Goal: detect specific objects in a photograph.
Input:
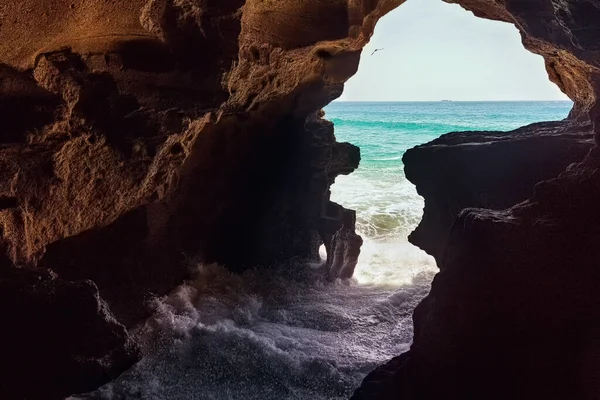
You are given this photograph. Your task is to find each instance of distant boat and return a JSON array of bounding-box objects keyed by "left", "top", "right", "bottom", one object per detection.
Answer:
[{"left": 441, "top": 100, "right": 452, "bottom": 102}]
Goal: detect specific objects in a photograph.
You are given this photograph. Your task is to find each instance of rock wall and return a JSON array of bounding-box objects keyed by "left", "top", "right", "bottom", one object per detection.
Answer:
[
  {"left": 353, "top": 0, "right": 600, "bottom": 399},
  {"left": 404, "top": 120, "right": 594, "bottom": 263},
  {"left": 353, "top": 156, "right": 600, "bottom": 399},
  {"left": 0, "top": 1, "right": 380, "bottom": 397},
  {"left": 0, "top": 265, "right": 140, "bottom": 399},
  {"left": 2, "top": 0, "right": 600, "bottom": 398}
]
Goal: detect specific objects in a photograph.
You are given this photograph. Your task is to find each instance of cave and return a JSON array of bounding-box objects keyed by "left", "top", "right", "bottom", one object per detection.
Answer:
[
  {"left": 327, "top": 0, "right": 577, "bottom": 288},
  {"left": 1, "top": 0, "right": 600, "bottom": 399}
]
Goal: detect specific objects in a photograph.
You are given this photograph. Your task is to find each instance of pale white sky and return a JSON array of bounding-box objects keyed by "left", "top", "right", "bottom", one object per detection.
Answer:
[{"left": 338, "top": 0, "right": 570, "bottom": 101}]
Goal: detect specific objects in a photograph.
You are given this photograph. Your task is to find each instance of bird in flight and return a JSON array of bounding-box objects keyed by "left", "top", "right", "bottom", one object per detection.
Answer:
[{"left": 371, "top": 48, "right": 384, "bottom": 56}]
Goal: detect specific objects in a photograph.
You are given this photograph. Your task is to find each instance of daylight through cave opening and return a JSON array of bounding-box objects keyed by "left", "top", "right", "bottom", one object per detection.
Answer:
[
  {"left": 324, "top": 0, "right": 576, "bottom": 287},
  {"left": 2, "top": 0, "right": 599, "bottom": 398}
]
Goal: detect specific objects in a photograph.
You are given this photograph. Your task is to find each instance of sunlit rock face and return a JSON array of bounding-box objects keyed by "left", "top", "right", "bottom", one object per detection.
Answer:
[{"left": 1, "top": 0, "right": 600, "bottom": 398}]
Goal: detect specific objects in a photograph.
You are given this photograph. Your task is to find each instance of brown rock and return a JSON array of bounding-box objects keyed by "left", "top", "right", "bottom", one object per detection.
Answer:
[
  {"left": 1, "top": 0, "right": 600, "bottom": 398},
  {"left": 327, "top": 210, "right": 363, "bottom": 280}
]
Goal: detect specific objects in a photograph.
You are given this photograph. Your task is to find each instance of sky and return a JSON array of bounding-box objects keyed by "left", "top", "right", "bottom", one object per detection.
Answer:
[{"left": 337, "top": 0, "right": 571, "bottom": 101}]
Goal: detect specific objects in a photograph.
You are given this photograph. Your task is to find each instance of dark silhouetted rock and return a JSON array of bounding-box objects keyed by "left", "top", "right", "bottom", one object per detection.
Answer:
[
  {"left": 404, "top": 120, "right": 594, "bottom": 263},
  {"left": 353, "top": 0, "right": 600, "bottom": 397},
  {"left": 0, "top": 267, "right": 140, "bottom": 400},
  {"left": 1, "top": 0, "right": 600, "bottom": 397}
]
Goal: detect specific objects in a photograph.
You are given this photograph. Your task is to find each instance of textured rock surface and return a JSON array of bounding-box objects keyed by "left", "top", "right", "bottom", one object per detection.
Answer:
[
  {"left": 404, "top": 120, "right": 594, "bottom": 262},
  {"left": 1, "top": 0, "right": 600, "bottom": 398},
  {"left": 0, "top": 0, "right": 376, "bottom": 397},
  {"left": 352, "top": 0, "right": 600, "bottom": 398},
  {"left": 353, "top": 160, "right": 600, "bottom": 399},
  {"left": 0, "top": 266, "right": 140, "bottom": 400}
]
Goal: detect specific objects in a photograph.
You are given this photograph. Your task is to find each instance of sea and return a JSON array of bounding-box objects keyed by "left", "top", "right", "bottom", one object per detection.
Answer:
[{"left": 77, "top": 101, "right": 572, "bottom": 400}]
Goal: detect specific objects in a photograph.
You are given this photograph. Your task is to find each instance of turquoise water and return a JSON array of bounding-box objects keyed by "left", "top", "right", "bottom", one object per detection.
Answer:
[
  {"left": 80, "top": 101, "right": 573, "bottom": 400},
  {"left": 325, "top": 101, "right": 573, "bottom": 285}
]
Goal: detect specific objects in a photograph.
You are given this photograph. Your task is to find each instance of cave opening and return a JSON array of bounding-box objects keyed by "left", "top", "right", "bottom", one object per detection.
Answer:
[
  {"left": 8, "top": 0, "right": 596, "bottom": 398},
  {"left": 95, "top": 2, "right": 580, "bottom": 399},
  {"left": 324, "top": 0, "right": 572, "bottom": 288}
]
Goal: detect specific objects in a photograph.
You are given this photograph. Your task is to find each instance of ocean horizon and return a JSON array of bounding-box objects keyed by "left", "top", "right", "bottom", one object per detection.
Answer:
[{"left": 325, "top": 100, "right": 572, "bottom": 283}]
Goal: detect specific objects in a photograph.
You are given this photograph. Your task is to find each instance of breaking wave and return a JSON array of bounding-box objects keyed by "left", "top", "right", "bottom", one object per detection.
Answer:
[
  {"left": 72, "top": 101, "right": 572, "bottom": 399},
  {"left": 75, "top": 263, "right": 435, "bottom": 400}
]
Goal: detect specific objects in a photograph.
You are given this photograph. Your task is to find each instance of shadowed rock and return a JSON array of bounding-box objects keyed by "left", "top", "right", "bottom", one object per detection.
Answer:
[
  {"left": 404, "top": 120, "right": 594, "bottom": 263},
  {"left": 1, "top": 0, "right": 600, "bottom": 398},
  {"left": 0, "top": 267, "right": 140, "bottom": 400}
]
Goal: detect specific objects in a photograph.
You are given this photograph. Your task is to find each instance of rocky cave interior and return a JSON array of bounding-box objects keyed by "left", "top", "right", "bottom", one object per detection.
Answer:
[{"left": 1, "top": 0, "right": 600, "bottom": 399}]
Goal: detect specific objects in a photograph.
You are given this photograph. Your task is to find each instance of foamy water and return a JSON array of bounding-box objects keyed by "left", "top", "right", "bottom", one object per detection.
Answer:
[
  {"left": 330, "top": 168, "right": 436, "bottom": 287},
  {"left": 328, "top": 101, "right": 572, "bottom": 286},
  {"left": 75, "top": 264, "right": 434, "bottom": 400},
  {"left": 75, "top": 102, "right": 571, "bottom": 399}
]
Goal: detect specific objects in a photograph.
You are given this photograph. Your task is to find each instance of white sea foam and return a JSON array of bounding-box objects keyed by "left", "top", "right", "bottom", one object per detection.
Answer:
[
  {"left": 75, "top": 132, "right": 437, "bottom": 400},
  {"left": 72, "top": 152, "right": 436, "bottom": 399},
  {"left": 330, "top": 166, "right": 437, "bottom": 287},
  {"left": 70, "top": 100, "right": 574, "bottom": 399},
  {"left": 74, "top": 261, "right": 435, "bottom": 400},
  {"left": 353, "top": 238, "right": 437, "bottom": 286}
]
